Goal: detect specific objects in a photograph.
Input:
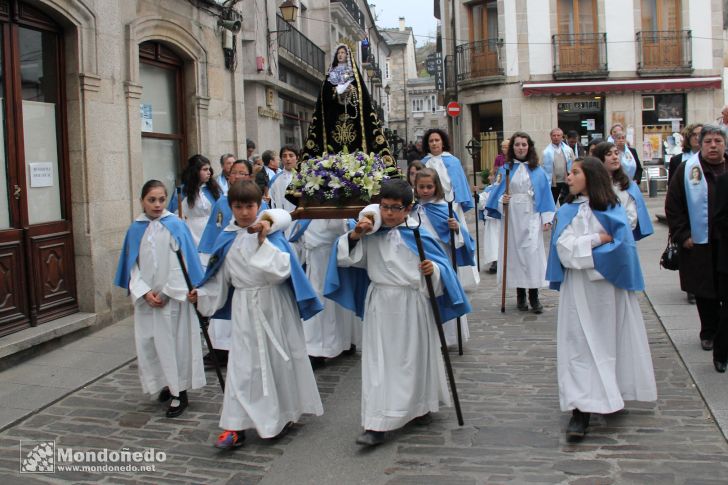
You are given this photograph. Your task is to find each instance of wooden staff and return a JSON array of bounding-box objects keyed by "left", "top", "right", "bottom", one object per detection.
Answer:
[
  {"left": 406, "top": 213, "right": 464, "bottom": 426},
  {"left": 176, "top": 186, "right": 183, "bottom": 220},
  {"left": 500, "top": 164, "right": 511, "bottom": 314},
  {"left": 175, "top": 250, "right": 225, "bottom": 392},
  {"left": 445, "top": 195, "right": 463, "bottom": 356}
]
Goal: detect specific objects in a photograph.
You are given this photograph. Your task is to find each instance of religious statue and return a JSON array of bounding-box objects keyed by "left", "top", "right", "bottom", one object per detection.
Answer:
[{"left": 302, "top": 44, "right": 393, "bottom": 165}]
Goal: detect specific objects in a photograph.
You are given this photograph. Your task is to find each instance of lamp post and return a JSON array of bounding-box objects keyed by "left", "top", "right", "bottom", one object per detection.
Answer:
[{"left": 465, "top": 135, "right": 482, "bottom": 271}]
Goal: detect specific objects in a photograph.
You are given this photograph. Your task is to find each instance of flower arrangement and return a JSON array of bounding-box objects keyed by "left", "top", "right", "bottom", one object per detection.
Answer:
[{"left": 287, "top": 150, "right": 397, "bottom": 206}]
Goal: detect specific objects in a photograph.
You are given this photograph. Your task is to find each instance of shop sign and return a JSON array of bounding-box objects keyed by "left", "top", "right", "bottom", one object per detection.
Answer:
[{"left": 557, "top": 100, "right": 601, "bottom": 112}]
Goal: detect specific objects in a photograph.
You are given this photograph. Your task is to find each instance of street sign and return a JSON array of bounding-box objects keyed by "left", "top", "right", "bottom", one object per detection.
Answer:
[{"left": 447, "top": 102, "right": 461, "bottom": 117}]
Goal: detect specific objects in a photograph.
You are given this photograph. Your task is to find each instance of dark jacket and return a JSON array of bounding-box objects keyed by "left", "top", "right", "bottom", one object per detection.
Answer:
[
  {"left": 667, "top": 152, "right": 688, "bottom": 186},
  {"left": 715, "top": 172, "right": 728, "bottom": 299},
  {"left": 665, "top": 153, "right": 727, "bottom": 297},
  {"left": 629, "top": 146, "right": 643, "bottom": 185}
]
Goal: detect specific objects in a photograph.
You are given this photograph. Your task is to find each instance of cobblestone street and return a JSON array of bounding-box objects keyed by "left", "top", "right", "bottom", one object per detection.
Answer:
[{"left": 1, "top": 258, "right": 727, "bottom": 483}]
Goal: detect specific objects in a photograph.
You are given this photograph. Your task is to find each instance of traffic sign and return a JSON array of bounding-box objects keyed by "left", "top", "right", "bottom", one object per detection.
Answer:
[{"left": 447, "top": 102, "right": 461, "bottom": 117}]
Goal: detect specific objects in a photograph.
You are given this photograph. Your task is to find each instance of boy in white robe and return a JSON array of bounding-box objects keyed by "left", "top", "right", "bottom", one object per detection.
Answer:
[
  {"left": 189, "top": 181, "right": 324, "bottom": 449},
  {"left": 326, "top": 179, "right": 470, "bottom": 446}
]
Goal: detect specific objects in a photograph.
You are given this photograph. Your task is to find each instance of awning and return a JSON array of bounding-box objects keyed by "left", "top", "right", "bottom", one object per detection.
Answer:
[{"left": 522, "top": 76, "right": 722, "bottom": 96}]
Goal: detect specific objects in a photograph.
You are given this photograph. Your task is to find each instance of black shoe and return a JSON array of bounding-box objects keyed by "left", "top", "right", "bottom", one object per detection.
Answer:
[
  {"left": 157, "top": 387, "right": 171, "bottom": 403},
  {"left": 204, "top": 350, "right": 228, "bottom": 369},
  {"left": 687, "top": 293, "right": 696, "bottom": 304},
  {"left": 487, "top": 262, "right": 497, "bottom": 274},
  {"left": 528, "top": 289, "right": 543, "bottom": 314},
  {"left": 166, "top": 391, "right": 188, "bottom": 418},
  {"left": 701, "top": 339, "right": 714, "bottom": 351},
  {"left": 714, "top": 360, "right": 727, "bottom": 373},
  {"left": 566, "top": 409, "right": 590, "bottom": 442},
  {"left": 516, "top": 288, "right": 528, "bottom": 311},
  {"left": 355, "top": 430, "right": 386, "bottom": 446},
  {"left": 309, "top": 356, "right": 326, "bottom": 369},
  {"left": 270, "top": 422, "right": 294, "bottom": 439},
  {"left": 342, "top": 344, "right": 357, "bottom": 356},
  {"left": 412, "top": 412, "right": 433, "bottom": 426}
]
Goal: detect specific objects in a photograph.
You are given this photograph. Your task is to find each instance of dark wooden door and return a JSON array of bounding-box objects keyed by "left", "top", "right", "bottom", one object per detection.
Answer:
[{"left": 0, "top": 1, "right": 76, "bottom": 336}]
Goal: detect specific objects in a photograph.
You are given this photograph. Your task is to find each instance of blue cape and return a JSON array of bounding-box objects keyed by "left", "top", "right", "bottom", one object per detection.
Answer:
[
  {"left": 545, "top": 202, "right": 645, "bottom": 291},
  {"left": 113, "top": 214, "right": 204, "bottom": 290},
  {"left": 417, "top": 202, "right": 475, "bottom": 266},
  {"left": 197, "top": 228, "right": 323, "bottom": 321},
  {"left": 198, "top": 198, "right": 269, "bottom": 254},
  {"left": 625, "top": 182, "right": 654, "bottom": 241},
  {"left": 422, "top": 153, "right": 474, "bottom": 212},
  {"left": 485, "top": 162, "right": 555, "bottom": 219},
  {"left": 478, "top": 184, "right": 496, "bottom": 221},
  {"left": 541, "top": 142, "right": 574, "bottom": 181},
  {"left": 323, "top": 226, "right": 471, "bottom": 321},
  {"left": 167, "top": 185, "right": 217, "bottom": 213}
]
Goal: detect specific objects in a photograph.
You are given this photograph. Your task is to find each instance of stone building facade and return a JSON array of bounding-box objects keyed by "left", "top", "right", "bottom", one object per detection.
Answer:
[{"left": 382, "top": 21, "right": 417, "bottom": 155}]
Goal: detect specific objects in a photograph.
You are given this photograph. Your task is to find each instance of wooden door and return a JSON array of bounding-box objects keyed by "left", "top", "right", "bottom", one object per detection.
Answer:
[
  {"left": 557, "top": 0, "right": 598, "bottom": 71},
  {"left": 468, "top": 1, "right": 499, "bottom": 77},
  {"left": 0, "top": 1, "right": 77, "bottom": 336},
  {"left": 641, "top": 0, "right": 681, "bottom": 68}
]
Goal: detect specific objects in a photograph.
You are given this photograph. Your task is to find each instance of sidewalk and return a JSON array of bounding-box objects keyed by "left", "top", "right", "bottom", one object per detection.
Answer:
[{"left": 641, "top": 196, "right": 728, "bottom": 440}]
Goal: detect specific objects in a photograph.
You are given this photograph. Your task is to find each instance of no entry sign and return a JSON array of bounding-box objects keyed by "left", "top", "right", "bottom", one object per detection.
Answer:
[{"left": 447, "top": 102, "right": 461, "bottom": 117}]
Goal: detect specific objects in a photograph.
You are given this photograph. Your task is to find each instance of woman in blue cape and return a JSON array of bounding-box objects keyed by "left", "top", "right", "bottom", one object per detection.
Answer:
[
  {"left": 546, "top": 157, "right": 656, "bottom": 442},
  {"left": 421, "top": 128, "right": 474, "bottom": 214}
]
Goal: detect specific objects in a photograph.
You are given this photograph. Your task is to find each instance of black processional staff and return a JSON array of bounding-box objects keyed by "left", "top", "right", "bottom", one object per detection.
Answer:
[
  {"left": 444, "top": 194, "right": 464, "bottom": 356},
  {"left": 473, "top": 187, "right": 481, "bottom": 273},
  {"left": 500, "top": 163, "right": 511, "bottom": 314},
  {"left": 175, "top": 250, "right": 226, "bottom": 392},
  {"left": 406, "top": 212, "right": 464, "bottom": 426}
]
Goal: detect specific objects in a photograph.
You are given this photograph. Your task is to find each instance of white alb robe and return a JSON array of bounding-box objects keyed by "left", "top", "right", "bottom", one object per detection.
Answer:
[
  {"left": 301, "top": 219, "right": 361, "bottom": 357},
  {"left": 129, "top": 214, "right": 206, "bottom": 398},
  {"left": 556, "top": 200, "right": 657, "bottom": 414},
  {"left": 416, "top": 202, "right": 470, "bottom": 347},
  {"left": 497, "top": 163, "right": 553, "bottom": 289},
  {"left": 478, "top": 190, "right": 500, "bottom": 265},
  {"left": 613, "top": 184, "right": 638, "bottom": 231},
  {"left": 177, "top": 189, "right": 213, "bottom": 249},
  {"left": 269, "top": 170, "right": 297, "bottom": 240},
  {"left": 196, "top": 214, "right": 323, "bottom": 436},
  {"left": 336, "top": 224, "right": 451, "bottom": 431}
]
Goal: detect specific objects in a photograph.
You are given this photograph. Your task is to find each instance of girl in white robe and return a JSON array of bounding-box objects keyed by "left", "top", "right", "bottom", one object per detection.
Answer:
[
  {"left": 191, "top": 183, "right": 323, "bottom": 449},
  {"left": 478, "top": 173, "right": 501, "bottom": 273},
  {"left": 299, "top": 219, "right": 360, "bottom": 363},
  {"left": 114, "top": 180, "right": 206, "bottom": 418},
  {"left": 413, "top": 168, "right": 471, "bottom": 348},
  {"left": 547, "top": 157, "right": 657, "bottom": 441}
]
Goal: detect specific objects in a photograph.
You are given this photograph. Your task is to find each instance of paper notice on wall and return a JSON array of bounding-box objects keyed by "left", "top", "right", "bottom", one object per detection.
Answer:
[
  {"left": 141, "top": 104, "right": 153, "bottom": 132},
  {"left": 586, "top": 119, "right": 595, "bottom": 131},
  {"left": 671, "top": 119, "right": 681, "bottom": 133},
  {"left": 29, "top": 162, "right": 53, "bottom": 187}
]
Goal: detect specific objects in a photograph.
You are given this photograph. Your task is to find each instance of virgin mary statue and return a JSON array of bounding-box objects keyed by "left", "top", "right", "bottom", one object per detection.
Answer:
[{"left": 302, "top": 44, "right": 393, "bottom": 164}]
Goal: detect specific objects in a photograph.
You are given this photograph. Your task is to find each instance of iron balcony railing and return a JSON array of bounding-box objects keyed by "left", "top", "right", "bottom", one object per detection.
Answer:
[
  {"left": 330, "top": 0, "right": 365, "bottom": 31},
  {"left": 552, "top": 32, "right": 608, "bottom": 78},
  {"left": 455, "top": 39, "right": 504, "bottom": 81},
  {"left": 277, "top": 15, "right": 326, "bottom": 75},
  {"left": 637, "top": 30, "right": 692, "bottom": 73}
]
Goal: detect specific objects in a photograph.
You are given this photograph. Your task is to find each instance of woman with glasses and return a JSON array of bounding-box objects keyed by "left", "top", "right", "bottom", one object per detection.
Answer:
[{"left": 668, "top": 124, "right": 703, "bottom": 186}]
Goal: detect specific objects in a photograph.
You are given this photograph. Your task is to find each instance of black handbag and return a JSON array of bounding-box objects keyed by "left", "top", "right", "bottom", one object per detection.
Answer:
[{"left": 660, "top": 237, "right": 680, "bottom": 271}]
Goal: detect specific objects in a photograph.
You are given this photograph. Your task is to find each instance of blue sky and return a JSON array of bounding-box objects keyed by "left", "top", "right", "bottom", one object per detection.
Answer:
[{"left": 372, "top": 0, "right": 437, "bottom": 45}]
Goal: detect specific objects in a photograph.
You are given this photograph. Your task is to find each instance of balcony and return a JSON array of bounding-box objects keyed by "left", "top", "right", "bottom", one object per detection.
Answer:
[
  {"left": 330, "top": 0, "right": 365, "bottom": 31},
  {"left": 455, "top": 39, "right": 504, "bottom": 85},
  {"left": 552, "top": 33, "right": 608, "bottom": 79},
  {"left": 637, "top": 30, "right": 692, "bottom": 76},
  {"left": 277, "top": 15, "right": 326, "bottom": 75}
]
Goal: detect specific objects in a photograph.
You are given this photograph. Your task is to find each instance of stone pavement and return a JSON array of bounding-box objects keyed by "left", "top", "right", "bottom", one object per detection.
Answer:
[{"left": 0, "top": 204, "right": 727, "bottom": 483}]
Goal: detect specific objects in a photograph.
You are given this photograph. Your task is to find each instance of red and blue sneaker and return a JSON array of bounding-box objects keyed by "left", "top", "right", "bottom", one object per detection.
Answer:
[{"left": 214, "top": 430, "right": 245, "bottom": 450}]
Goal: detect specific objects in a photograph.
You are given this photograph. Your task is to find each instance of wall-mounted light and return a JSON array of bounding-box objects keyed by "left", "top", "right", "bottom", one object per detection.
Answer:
[{"left": 270, "top": 0, "right": 299, "bottom": 33}]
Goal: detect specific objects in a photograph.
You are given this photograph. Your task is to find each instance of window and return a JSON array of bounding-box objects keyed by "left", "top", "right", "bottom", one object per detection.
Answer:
[
  {"left": 641, "top": 0, "right": 680, "bottom": 31},
  {"left": 557, "top": 0, "right": 597, "bottom": 35},
  {"left": 412, "top": 97, "right": 425, "bottom": 112}
]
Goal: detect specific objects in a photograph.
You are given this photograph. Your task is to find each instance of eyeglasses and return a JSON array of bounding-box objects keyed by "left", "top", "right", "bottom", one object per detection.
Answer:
[{"left": 380, "top": 204, "right": 407, "bottom": 212}]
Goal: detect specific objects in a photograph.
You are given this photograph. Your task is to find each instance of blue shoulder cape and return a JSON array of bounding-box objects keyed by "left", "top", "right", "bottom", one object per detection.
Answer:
[
  {"left": 197, "top": 228, "right": 323, "bottom": 321},
  {"left": 625, "top": 182, "right": 654, "bottom": 241},
  {"left": 478, "top": 184, "right": 496, "bottom": 221},
  {"left": 485, "top": 163, "right": 555, "bottom": 219},
  {"left": 198, "top": 198, "right": 269, "bottom": 254},
  {"left": 422, "top": 153, "right": 474, "bottom": 212},
  {"left": 323, "top": 226, "right": 471, "bottom": 321},
  {"left": 113, "top": 214, "right": 204, "bottom": 290},
  {"left": 545, "top": 202, "right": 644, "bottom": 291},
  {"left": 167, "top": 185, "right": 217, "bottom": 212},
  {"left": 417, "top": 202, "right": 475, "bottom": 266}
]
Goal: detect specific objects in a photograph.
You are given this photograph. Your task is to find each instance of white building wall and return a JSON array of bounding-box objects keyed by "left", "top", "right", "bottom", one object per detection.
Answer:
[
  {"left": 504, "top": 0, "right": 519, "bottom": 77},
  {"left": 689, "top": 0, "right": 713, "bottom": 70},
  {"left": 604, "top": 0, "right": 636, "bottom": 73},
  {"left": 526, "top": 0, "right": 551, "bottom": 75}
]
